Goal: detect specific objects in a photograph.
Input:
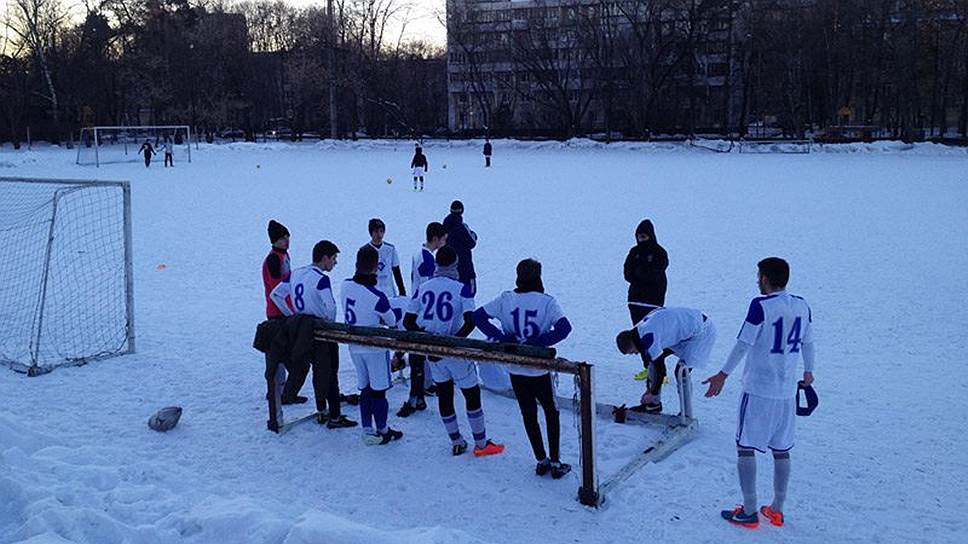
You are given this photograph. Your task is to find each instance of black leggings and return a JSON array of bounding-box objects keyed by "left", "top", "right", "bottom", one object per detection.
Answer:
[
  {"left": 409, "top": 354, "right": 426, "bottom": 399},
  {"left": 435, "top": 380, "right": 482, "bottom": 418},
  {"left": 510, "top": 373, "right": 560, "bottom": 462},
  {"left": 628, "top": 303, "right": 666, "bottom": 396}
]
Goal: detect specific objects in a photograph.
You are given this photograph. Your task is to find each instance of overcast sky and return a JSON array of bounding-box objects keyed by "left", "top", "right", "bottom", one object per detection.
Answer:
[{"left": 287, "top": 0, "right": 447, "bottom": 47}]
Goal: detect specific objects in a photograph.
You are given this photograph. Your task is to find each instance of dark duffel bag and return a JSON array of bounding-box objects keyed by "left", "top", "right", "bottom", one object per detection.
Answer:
[{"left": 253, "top": 319, "right": 283, "bottom": 353}]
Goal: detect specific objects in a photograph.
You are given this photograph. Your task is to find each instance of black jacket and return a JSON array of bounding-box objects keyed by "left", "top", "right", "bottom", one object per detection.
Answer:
[
  {"left": 443, "top": 212, "right": 477, "bottom": 281},
  {"left": 623, "top": 223, "right": 668, "bottom": 306},
  {"left": 483, "top": 142, "right": 492, "bottom": 156},
  {"left": 411, "top": 151, "right": 428, "bottom": 169}
]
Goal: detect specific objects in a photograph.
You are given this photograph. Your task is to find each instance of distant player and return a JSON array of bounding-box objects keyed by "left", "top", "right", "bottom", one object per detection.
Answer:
[
  {"left": 397, "top": 222, "right": 449, "bottom": 417},
  {"left": 474, "top": 259, "right": 573, "bottom": 479},
  {"left": 340, "top": 245, "right": 404, "bottom": 445},
  {"left": 483, "top": 139, "right": 492, "bottom": 167},
  {"left": 163, "top": 137, "right": 174, "bottom": 167},
  {"left": 703, "top": 257, "right": 816, "bottom": 529},
  {"left": 615, "top": 306, "right": 717, "bottom": 413},
  {"left": 405, "top": 246, "right": 504, "bottom": 457},
  {"left": 269, "top": 240, "right": 358, "bottom": 429},
  {"left": 138, "top": 139, "right": 155, "bottom": 168},
  {"left": 411, "top": 144, "right": 428, "bottom": 191},
  {"left": 442, "top": 200, "right": 478, "bottom": 296}
]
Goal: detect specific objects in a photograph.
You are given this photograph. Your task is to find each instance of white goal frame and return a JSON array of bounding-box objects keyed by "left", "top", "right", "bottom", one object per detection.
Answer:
[
  {"left": 76, "top": 125, "right": 193, "bottom": 167},
  {"left": 0, "top": 176, "right": 135, "bottom": 376}
]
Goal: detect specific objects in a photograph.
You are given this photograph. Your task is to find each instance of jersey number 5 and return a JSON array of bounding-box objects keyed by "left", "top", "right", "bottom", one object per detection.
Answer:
[
  {"left": 770, "top": 317, "right": 802, "bottom": 354},
  {"left": 345, "top": 298, "right": 357, "bottom": 324}
]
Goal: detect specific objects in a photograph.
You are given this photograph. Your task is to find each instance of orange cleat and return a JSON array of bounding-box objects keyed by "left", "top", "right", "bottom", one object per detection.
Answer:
[
  {"left": 473, "top": 440, "right": 505, "bottom": 457},
  {"left": 760, "top": 506, "right": 784, "bottom": 527}
]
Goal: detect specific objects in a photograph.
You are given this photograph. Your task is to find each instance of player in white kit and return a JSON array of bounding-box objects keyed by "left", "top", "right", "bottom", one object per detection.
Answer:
[
  {"left": 269, "top": 240, "right": 357, "bottom": 428},
  {"left": 398, "top": 222, "right": 450, "bottom": 417},
  {"left": 703, "top": 257, "right": 816, "bottom": 529},
  {"left": 404, "top": 246, "right": 505, "bottom": 457},
  {"left": 340, "top": 245, "right": 404, "bottom": 445},
  {"left": 366, "top": 218, "right": 408, "bottom": 373},
  {"left": 474, "top": 259, "right": 573, "bottom": 479},
  {"left": 615, "top": 306, "right": 718, "bottom": 413}
]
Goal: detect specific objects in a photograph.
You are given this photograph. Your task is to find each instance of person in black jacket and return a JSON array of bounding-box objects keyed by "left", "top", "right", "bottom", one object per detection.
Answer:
[
  {"left": 442, "top": 200, "right": 478, "bottom": 295},
  {"left": 411, "top": 144, "right": 428, "bottom": 191},
  {"left": 623, "top": 219, "right": 669, "bottom": 411},
  {"left": 138, "top": 140, "right": 155, "bottom": 168},
  {"left": 483, "top": 139, "right": 492, "bottom": 167}
]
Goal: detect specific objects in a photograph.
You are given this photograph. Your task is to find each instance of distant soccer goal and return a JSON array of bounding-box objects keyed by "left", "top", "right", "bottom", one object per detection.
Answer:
[
  {"left": 737, "top": 139, "right": 813, "bottom": 154},
  {"left": 0, "top": 177, "right": 135, "bottom": 376},
  {"left": 76, "top": 126, "right": 193, "bottom": 167}
]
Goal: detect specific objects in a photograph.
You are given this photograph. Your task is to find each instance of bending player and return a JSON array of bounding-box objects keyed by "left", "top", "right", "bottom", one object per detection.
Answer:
[
  {"left": 615, "top": 306, "right": 717, "bottom": 413},
  {"left": 474, "top": 259, "right": 573, "bottom": 479},
  {"left": 340, "top": 245, "right": 404, "bottom": 445},
  {"left": 703, "top": 257, "right": 816, "bottom": 529},
  {"left": 404, "top": 246, "right": 504, "bottom": 457}
]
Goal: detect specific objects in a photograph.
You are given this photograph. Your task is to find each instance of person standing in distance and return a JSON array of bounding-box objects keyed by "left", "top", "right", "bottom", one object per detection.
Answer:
[
  {"left": 411, "top": 144, "right": 429, "bottom": 191},
  {"left": 138, "top": 139, "right": 155, "bottom": 168},
  {"left": 483, "top": 139, "right": 493, "bottom": 167},
  {"left": 703, "top": 257, "right": 816, "bottom": 529},
  {"left": 623, "top": 219, "right": 669, "bottom": 406}
]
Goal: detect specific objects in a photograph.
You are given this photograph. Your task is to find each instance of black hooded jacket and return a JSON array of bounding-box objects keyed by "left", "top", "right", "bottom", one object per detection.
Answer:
[
  {"left": 443, "top": 212, "right": 477, "bottom": 281},
  {"left": 623, "top": 220, "right": 668, "bottom": 306}
]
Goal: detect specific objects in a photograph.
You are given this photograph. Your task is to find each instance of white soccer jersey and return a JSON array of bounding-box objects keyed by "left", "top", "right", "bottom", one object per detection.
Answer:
[
  {"left": 411, "top": 246, "right": 436, "bottom": 293},
  {"left": 634, "top": 307, "right": 707, "bottom": 360},
  {"left": 736, "top": 291, "right": 814, "bottom": 399},
  {"left": 340, "top": 279, "right": 398, "bottom": 354},
  {"left": 271, "top": 265, "right": 337, "bottom": 321},
  {"left": 481, "top": 291, "right": 565, "bottom": 377},
  {"left": 369, "top": 242, "right": 401, "bottom": 296},
  {"left": 411, "top": 276, "right": 475, "bottom": 336}
]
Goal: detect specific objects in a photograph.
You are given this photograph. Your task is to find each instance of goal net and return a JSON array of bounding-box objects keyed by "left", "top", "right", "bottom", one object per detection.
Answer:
[
  {"left": 76, "top": 126, "right": 193, "bottom": 167},
  {"left": 0, "top": 177, "right": 135, "bottom": 375}
]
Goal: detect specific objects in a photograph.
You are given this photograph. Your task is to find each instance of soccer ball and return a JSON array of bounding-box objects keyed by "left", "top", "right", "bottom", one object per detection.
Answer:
[
  {"left": 442, "top": 163, "right": 447, "bottom": 169},
  {"left": 386, "top": 177, "right": 393, "bottom": 184},
  {"left": 256, "top": 164, "right": 261, "bottom": 169}
]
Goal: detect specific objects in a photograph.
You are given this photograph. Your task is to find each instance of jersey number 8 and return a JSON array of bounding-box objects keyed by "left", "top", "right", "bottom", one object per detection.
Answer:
[{"left": 293, "top": 283, "right": 305, "bottom": 311}]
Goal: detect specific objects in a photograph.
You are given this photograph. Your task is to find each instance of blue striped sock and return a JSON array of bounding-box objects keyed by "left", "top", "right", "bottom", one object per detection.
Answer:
[
  {"left": 467, "top": 408, "right": 487, "bottom": 449},
  {"left": 441, "top": 414, "right": 463, "bottom": 445}
]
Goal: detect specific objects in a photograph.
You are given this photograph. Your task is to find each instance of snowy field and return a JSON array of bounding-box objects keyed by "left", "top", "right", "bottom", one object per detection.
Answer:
[{"left": 2, "top": 140, "right": 967, "bottom": 543}]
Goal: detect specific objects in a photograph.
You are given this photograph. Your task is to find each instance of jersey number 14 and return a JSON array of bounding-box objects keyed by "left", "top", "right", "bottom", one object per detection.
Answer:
[{"left": 770, "top": 317, "right": 802, "bottom": 354}]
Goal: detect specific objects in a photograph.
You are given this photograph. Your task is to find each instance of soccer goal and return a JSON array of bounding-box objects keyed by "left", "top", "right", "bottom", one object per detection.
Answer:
[
  {"left": 0, "top": 177, "right": 135, "bottom": 376},
  {"left": 76, "top": 126, "right": 193, "bottom": 167}
]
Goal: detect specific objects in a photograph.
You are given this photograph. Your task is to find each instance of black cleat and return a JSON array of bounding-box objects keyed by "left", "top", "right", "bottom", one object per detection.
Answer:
[
  {"left": 378, "top": 428, "right": 404, "bottom": 445},
  {"left": 281, "top": 395, "right": 308, "bottom": 405},
  {"left": 415, "top": 398, "right": 427, "bottom": 411},
  {"left": 536, "top": 459, "right": 552, "bottom": 476},
  {"left": 452, "top": 440, "right": 468, "bottom": 456},
  {"left": 397, "top": 402, "right": 417, "bottom": 418},
  {"left": 326, "top": 415, "right": 358, "bottom": 429},
  {"left": 550, "top": 462, "right": 572, "bottom": 480},
  {"left": 341, "top": 393, "right": 360, "bottom": 406},
  {"left": 629, "top": 402, "right": 663, "bottom": 414},
  {"left": 314, "top": 410, "right": 330, "bottom": 424}
]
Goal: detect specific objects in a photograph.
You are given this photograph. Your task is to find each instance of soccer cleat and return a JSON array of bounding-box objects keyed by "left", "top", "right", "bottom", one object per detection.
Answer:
[
  {"left": 396, "top": 402, "right": 417, "bottom": 418},
  {"left": 550, "top": 462, "right": 572, "bottom": 480},
  {"left": 452, "top": 440, "right": 468, "bottom": 456},
  {"left": 415, "top": 398, "right": 428, "bottom": 411},
  {"left": 721, "top": 506, "right": 759, "bottom": 528},
  {"left": 326, "top": 415, "right": 358, "bottom": 429},
  {"left": 633, "top": 368, "right": 650, "bottom": 381},
  {"left": 760, "top": 506, "right": 784, "bottom": 527},
  {"left": 341, "top": 393, "right": 360, "bottom": 406},
  {"left": 536, "top": 459, "right": 552, "bottom": 476},
  {"left": 281, "top": 395, "right": 308, "bottom": 405},
  {"left": 363, "top": 432, "right": 383, "bottom": 446},
  {"left": 378, "top": 427, "right": 404, "bottom": 445},
  {"left": 390, "top": 354, "right": 406, "bottom": 372},
  {"left": 473, "top": 440, "right": 505, "bottom": 457},
  {"left": 629, "top": 402, "right": 663, "bottom": 414},
  {"left": 314, "top": 411, "right": 330, "bottom": 424}
]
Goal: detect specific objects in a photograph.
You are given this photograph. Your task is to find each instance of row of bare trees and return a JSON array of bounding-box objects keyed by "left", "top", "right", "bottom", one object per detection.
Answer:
[
  {"left": 1, "top": 0, "right": 446, "bottom": 146},
  {"left": 448, "top": 0, "right": 968, "bottom": 140}
]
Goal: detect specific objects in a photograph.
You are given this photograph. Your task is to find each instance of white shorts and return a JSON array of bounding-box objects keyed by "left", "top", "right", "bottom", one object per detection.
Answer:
[
  {"left": 351, "top": 350, "right": 392, "bottom": 391},
  {"left": 736, "top": 392, "right": 796, "bottom": 453},
  {"left": 672, "top": 319, "right": 716, "bottom": 369},
  {"left": 429, "top": 358, "right": 479, "bottom": 389},
  {"left": 412, "top": 167, "right": 426, "bottom": 177}
]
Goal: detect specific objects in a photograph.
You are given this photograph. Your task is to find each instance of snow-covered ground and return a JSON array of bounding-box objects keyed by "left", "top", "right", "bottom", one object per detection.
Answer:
[{"left": 2, "top": 140, "right": 967, "bottom": 543}]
